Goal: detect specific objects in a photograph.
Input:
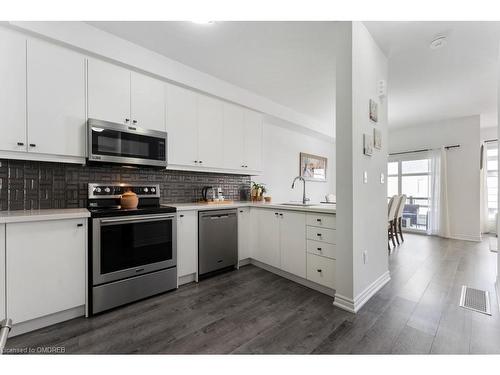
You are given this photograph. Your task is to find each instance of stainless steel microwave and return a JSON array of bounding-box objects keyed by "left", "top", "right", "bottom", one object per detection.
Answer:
[{"left": 87, "top": 119, "right": 168, "bottom": 168}]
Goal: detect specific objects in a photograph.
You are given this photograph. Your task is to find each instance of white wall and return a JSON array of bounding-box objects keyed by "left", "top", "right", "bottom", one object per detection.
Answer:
[
  {"left": 388, "top": 115, "right": 481, "bottom": 241},
  {"left": 481, "top": 126, "right": 497, "bottom": 142},
  {"left": 254, "top": 118, "right": 335, "bottom": 203},
  {"left": 335, "top": 22, "right": 389, "bottom": 311}
]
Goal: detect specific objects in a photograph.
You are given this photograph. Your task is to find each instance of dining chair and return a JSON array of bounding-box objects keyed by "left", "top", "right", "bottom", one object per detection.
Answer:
[
  {"left": 395, "top": 194, "right": 407, "bottom": 243},
  {"left": 388, "top": 195, "right": 399, "bottom": 251}
]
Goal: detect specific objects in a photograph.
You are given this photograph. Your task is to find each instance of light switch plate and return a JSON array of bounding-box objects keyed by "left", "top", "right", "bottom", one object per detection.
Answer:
[
  {"left": 380, "top": 172, "right": 385, "bottom": 184},
  {"left": 363, "top": 171, "right": 368, "bottom": 184}
]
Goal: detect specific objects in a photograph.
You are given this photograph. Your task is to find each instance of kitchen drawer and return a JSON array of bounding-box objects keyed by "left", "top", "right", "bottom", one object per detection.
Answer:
[
  {"left": 307, "top": 239, "right": 336, "bottom": 259},
  {"left": 306, "top": 226, "right": 336, "bottom": 244},
  {"left": 306, "top": 253, "right": 335, "bottom": 289},
  {"left": 306, "top": 213, "right": 336, "bottom": 229}
]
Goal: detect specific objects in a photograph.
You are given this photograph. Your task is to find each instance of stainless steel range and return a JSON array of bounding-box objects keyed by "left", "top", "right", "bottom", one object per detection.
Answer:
[{"left": 87, "top": 183, "right": 177, "bottom": 316}]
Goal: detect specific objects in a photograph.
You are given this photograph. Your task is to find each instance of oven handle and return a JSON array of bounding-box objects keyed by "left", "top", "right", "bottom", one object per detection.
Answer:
[{"left": 100, "top": 214, "right": 175, "bottom": 225}]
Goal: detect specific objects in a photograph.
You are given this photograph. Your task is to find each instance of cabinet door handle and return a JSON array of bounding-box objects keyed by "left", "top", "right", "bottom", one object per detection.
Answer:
[
  {"left": 317, "top": 247, "right": 322, "bottom": 251},
  {"left": 317, "top": 233, "right": 322, "bottom": 237},
  {"left": 194, "top": 160, "right": 198, "bottom": 163},
  {"left": 179, "top": 214, "right": 184, "bottom": 218},
  {"left": 125, "top": 118, "right": 130, "bottom": 123},
  {"left": 29, "top": 143, "right": 36, "bottom": 147},
  {"left": 132, "top": 120, "right": 137, "bottom": 124},
  {"left": 199, "top": 160, "right": 203, "bottom": 164},
  {"left": 317, "top": 269, "right": 322, "bottom": 273},
  {"left": 275, "top": 212, "right": 279, "bottom": 216},
  {"left": 317, "top": 218, "right": 322, "bottom": 222},
  {"left": 17, "top": 142, "right": 24, "bottom": 146},
  {"left": 239, "top": 210, "right": 243, "bottom": 213},
  {"left": 279, "top": 213, "right": 283, "bottom": 217},
  {"left": 77, "top": 223, "right": 83, "bottom": 227}
]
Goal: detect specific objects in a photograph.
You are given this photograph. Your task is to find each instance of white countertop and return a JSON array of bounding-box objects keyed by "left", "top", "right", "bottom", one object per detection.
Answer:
[
  {"left": 169, "top": 201, "right": 336, "bottom": 214},
  {"left": 0, "top": 208, "right": 90, "bottom": 224}
]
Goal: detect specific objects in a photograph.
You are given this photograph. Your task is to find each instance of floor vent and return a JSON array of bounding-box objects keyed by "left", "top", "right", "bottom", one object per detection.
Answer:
[{"left": 459, "top": 286, "right": 491, "bottom": 315}]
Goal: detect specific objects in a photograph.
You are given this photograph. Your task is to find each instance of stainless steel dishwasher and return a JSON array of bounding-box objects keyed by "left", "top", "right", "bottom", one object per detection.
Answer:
[{"left": 198, "top": 209, "right": 238, "bottom": 277}]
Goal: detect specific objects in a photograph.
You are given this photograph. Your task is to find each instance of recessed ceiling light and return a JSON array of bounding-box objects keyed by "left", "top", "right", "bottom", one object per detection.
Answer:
[{"left": 430, "top": 36, "right": 447, "bottom": 50}]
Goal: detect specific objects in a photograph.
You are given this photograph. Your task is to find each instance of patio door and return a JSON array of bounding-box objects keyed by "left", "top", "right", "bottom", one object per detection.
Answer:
[{"left": 388, "top": 156, "right": 432, "bottom": 233}]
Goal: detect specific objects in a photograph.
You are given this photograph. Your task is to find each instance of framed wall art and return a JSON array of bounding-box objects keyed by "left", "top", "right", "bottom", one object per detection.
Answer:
[
  {"left": 369, "top": 99, "right": 378, "bottom": 122},
  {"left": 299, "top": 152, "right": 327, "bottom": 182}
]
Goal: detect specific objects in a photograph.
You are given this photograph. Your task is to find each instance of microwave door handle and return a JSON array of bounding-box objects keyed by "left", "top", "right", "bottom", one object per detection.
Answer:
[{"left": 100, "top": 214, "right": 175, "bottom": 225}]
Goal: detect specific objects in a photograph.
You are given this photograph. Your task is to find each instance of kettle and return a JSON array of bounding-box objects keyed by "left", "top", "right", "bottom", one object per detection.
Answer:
[{"left": 201, "top": 186, "right": 213, "bottom": 202}]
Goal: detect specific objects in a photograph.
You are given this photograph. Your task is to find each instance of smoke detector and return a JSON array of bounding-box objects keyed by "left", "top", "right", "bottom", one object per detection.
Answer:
[{"left": 430, "top": 36, "right": 447, "bottom": 50}]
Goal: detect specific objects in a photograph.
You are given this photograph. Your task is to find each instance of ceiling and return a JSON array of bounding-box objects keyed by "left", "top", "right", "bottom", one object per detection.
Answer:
[
  {"left": 365, "top": 21, "right": 500, "bottom": 128},
  {"left": 86, "top": 21, "right": 337, "bottom": 136}
]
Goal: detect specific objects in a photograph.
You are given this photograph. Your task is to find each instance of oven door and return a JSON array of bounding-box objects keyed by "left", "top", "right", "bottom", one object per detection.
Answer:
[
  {"left": 88, "top": 119, "right": 167, "bottom": 167},
  {"left": 92, "top": 214, "right": 177, "bottom": 285}
]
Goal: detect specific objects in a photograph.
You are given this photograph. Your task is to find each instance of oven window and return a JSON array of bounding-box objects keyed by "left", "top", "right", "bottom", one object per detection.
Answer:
[
  {"left": 91, "top": 128, "right": 166, "bottom": 161},
  {"left": 100, "top": 219, "right": 173, "bottom": 274}
]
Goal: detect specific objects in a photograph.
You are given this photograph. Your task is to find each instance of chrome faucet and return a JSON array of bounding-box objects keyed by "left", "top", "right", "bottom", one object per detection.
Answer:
[{"left": 291, "top": 176, "right": 309, "bottom": 204}]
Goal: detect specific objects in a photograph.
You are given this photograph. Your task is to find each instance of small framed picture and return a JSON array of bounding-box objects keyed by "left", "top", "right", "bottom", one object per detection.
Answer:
[
  {"left": 369, "top": 99, "right": 378, "bottom": 122},
  {"left": 363, "top": 134, "right": 373, "bottom": 156},
  {"left": 299, "top": 152, "right": 327, "bottom": 182},
  {"left": 373, "top": 128, "right": 382, "bottom": 149}
]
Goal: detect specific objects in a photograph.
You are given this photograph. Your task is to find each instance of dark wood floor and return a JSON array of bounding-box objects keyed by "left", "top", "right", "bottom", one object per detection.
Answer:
[{"left": 6, "top": 233, "right": 500, "bottom": 354}]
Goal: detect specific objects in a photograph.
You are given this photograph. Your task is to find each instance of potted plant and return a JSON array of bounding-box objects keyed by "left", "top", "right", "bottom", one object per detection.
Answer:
[{"left": 251, "top": 181, "right": 267, "bottom": 202}]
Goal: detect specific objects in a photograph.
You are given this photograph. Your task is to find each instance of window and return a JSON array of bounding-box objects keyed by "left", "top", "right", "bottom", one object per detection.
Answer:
[
  {"left": 388, "top": 157, "right": 431, "bottom": 232},
  {"left": 486, "top": 141, "right": 498, "bottom": 232}
]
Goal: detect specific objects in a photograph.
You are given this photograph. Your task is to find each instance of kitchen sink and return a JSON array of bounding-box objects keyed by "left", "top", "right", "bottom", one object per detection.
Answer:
[{"left": 279, "top": 202, "right": 318, "bottom": 207}]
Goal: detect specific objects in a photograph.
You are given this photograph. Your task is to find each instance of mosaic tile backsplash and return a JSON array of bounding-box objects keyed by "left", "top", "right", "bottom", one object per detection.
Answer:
[{"left": 0, "top": 159, "right": 251, "bottom": 211}]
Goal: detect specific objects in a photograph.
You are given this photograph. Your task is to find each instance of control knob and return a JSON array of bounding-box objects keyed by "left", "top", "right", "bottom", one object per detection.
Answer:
[{"left": 104, "top": 187, "right": 111, "bottom": 193}]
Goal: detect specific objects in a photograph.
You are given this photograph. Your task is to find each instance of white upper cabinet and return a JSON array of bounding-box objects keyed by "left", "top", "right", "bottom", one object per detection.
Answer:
[
  {"left": 27, "top": 39, "right": 86, "bottom": 157},
  {"left": 166, "top": 83, "right": 198, "bottom": 166},
  {"left": 223, "top": 103, "right": 245, "bottom": 170},
  {"left": 0, "top": 28, "right": 26, "bottom": 153},
  {"left": 131, "top": 72, "right": 166, "bottom": 132},
  {"left": 197, "top": 94, "right": 224, "bottom": 168},
  {"left": 244, "top": 109, "right": 263, "bottom": 172},
  {"left": 87, "top": 59, "right": 131, "bottom": 125}
]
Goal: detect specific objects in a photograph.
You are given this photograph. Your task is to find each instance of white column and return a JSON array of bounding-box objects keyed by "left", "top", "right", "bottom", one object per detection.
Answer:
[{"left": 334, "top": 22, "right": 390, "bottom": 312}]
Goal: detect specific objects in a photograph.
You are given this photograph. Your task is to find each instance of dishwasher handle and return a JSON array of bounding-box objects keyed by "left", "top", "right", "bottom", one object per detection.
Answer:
[{"left": 200, "top": 209, "right": 237, "bottom": 220}]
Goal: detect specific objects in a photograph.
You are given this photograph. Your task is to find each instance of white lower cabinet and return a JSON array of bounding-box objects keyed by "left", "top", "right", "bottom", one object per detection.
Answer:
[
  {"left": 6, "top": 219, "right": 86, "bottom": 324},
  {"left": 0, "top": 224, "right": 5, "bottom": 322},
  {"left": 249, "top": 208, "right": 336, "bottom": 291},
  {"left": 306, "top": 253, "right": 336, "bottom": 289},
  {"left": 177, "top": 211, "right": 198, "bottom": 279},
  {"left": 237, "top": 208, "right": 251, "bottom": 261},
  {"left": 279, "top": 211, "right": 306, "bottom": 278},
  {"left": 253, "top": 209, "right": 281, "bottom": 268}
]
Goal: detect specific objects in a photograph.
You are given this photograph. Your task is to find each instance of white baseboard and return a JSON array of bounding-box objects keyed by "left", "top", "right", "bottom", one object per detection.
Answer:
[
  {"left": 250, "top": 259, "right": 336, "bottom": 297},
  {"left": 178, "top": 273, "right": 196, "bottom": 286},
  {"left": 10, "top": 306, "right": 85, "bottom": 337},
  {"left": 448, "top": 233, "right": 482, "bottom": 242},
  {"left": 334, "top": 271, "right": 391, "bottom": 313},
  {"left": 238, "top": 258, "right": 251, "bottom": 268}
]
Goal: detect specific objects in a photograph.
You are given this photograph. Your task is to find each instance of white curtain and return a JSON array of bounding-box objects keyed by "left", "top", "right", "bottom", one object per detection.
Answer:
[
  {"left": 427, "top": 147, "right": 450, "bottom": 237},
  {"left": 480, "top": 143, "right": 489, "bottom": 234}
]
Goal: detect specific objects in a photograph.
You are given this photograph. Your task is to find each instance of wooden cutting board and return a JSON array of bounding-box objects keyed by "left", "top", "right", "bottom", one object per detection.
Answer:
[{"left": 197, "top": 200, "right": 235, "bottom": 205}]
